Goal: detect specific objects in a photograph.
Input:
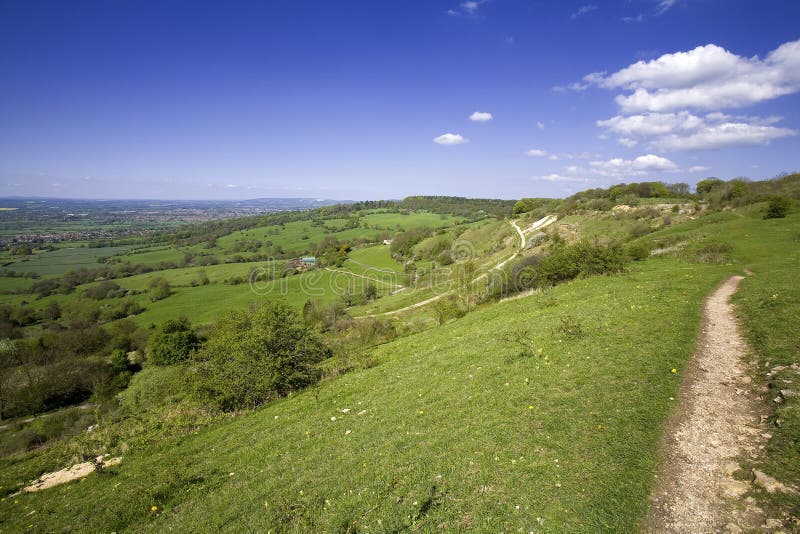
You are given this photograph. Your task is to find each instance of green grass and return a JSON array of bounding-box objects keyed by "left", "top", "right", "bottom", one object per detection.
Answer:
[
  {"left": 124, "top": 268, "right": 395, "bottom": 326},
  {"left": 0, "top": 255, "right": 732, "bottom": 531},
  {"left": 0, "top": 276, "right": 36, "bottom": 294},
  {"left": 4, "top": 245, "right": 135, "bottom": 276},
  {"left": 361, "top": 211, "right": 462, "bottom": 230},
  {"left": 115, "top": 245, "right": 188, "bottom": 266},
  {"left": 0, "top": 204, "right": 796, "bottom": 531}
]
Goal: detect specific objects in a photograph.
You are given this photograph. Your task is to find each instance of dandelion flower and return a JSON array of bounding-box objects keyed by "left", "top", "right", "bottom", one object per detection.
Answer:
[
  {"left": 151, "top": 505, "right": 158, "bottom": 512},
  {"left": 528, "top": 405, "right": 534, "bottom": 410},
  {"left": 671, "top": 368, "right": 677, "bottom": 374}
]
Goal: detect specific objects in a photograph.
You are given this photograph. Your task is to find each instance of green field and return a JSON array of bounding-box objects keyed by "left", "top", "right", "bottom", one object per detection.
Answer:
[{"left": 3, "top": 245, "right": 135, "bottom": 276}]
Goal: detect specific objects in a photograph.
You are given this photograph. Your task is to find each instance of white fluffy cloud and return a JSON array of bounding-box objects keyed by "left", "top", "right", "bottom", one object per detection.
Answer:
[
  {"left": 597, "top": 111, "right": 796, "bottom": 151},
  {"left": 433, "top": 133, "right": 468, "bottom": 145},
  {"left": 655, "top": 122, "right": 796, "bottom": 151},
  {"left": 588, "top": 39, "right": 800, "bottom": 113},
  {"left": 526, "top": 148, "right": 547, "bottom": 157},
  {"left": 597, "top": 111, "right": 703, "bottom": 137},
  {"left": 589, "top": 154, "right": 677, "bottom": 177},
  {"left": 469, "top": 111, "right": 493, "bottom": 122}
]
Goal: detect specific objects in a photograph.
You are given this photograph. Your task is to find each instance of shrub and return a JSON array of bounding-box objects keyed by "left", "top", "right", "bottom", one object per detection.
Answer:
[
  {"left": 432, "top": 295, "right": 467, "bottom": 325},
  {"left": 625, "top": 242, "right": 651, "bottom": 261},
  {"left": 147, "top": 317, "right": 200, "bottom": 365},
  {"left": 84, "top": 280, "right": 125, "bottom": 300},
  {"left": 148, "top": 277, "right": 171, "bottom": 302},
  {"left": 764, "top": 196, "right": 791, "bottom": 219},
  {"left": 535, "top": 241, "right": 626, "bottom": 287},
  {"left": 501, "top": 328, "right": 542, "bottom": 361},
  {"left": 693, "top": 242, "right": 733, "bottom": 264},
  {"left": 189, "top": 301, "right": 331, "bottom": 411},
  {"left": 118, "top": 366, "right": 187, "bottom": 413},
  {"left": 629, "top": 223, "right": 651, "bottom": 238}
]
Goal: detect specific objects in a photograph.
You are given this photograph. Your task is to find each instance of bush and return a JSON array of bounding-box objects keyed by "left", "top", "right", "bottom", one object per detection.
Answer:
[
  {"left": 118, "top": 366, "right": 187, "bottom": 413},
  {"left": 189, "top": 301, "right": 331, "bottom": 411},
  {"left": 764, "top": 196, "right": 791, "bottom": 219},
  {"left": 147, "top": 317, "right": 200, "bottom": 365},
  {"left": 84, "top": 280, "right": 125, "bottom": 300},
  {"left": 693, "top": 242, "right": 733, "bottom": 264},
  {"left": 148, "top": 277, "right": 172, "bottom": 302},
  {"left": 501, "top": 328, "right": 543, "bottom": 361},
  {"left": 432, "top": 295, "right": 467, "bottom": 325},
  {"left": 535, "top": 241, "right": 626, "bottom": 287},
  {"left": 625, "top": 242, "right": 651, "bottom": 261}
]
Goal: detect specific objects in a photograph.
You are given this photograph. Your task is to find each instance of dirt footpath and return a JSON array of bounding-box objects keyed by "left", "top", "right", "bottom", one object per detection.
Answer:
[{"left": 646, "top": 275, "right": 770, "bottom": 532}]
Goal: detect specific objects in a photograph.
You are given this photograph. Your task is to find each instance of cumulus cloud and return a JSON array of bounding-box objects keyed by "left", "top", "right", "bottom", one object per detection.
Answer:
[
  {"left": 597, "top": 111, "right": 796, "bottom": 151},
  {"left": 433, "top": 133, "right": 468, "bottom": 145},
  {"left": 655, "top": 122, "right": 795, "bottom": 150},
  {"left": 618, "top": 137, "right": 638, "bottom": 147},
  {"left": 598, "top": 111, "right": 703, "bottom": 137},
  {"left": 469, "top": 111, "right": 493, "bottom": 122},
  {"left": 589, "top": 154, "right": 677, "bottom": 177},
  {"left": 570, "top": 4, "right": 597, "bottom": 19},
  {"left": 587, "top": 39, "right": 800, "bottom": 113},
  {"left": 526, "top": 149, "right": 547, "bottom": 157}
]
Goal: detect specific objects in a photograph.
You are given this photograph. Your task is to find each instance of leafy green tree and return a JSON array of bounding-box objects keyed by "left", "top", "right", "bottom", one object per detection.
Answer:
[
  {"left": 190, "top": 301, "right": 331, "bottom": 410},
  {"left": 695, "top": 178, "right": 724, "bottom": 195},
  {"left": 726, "top": 178, "right": 749, "bottom": 200},
  {"left": 147, "top": 317, "right": 199, "bottom": 365}
]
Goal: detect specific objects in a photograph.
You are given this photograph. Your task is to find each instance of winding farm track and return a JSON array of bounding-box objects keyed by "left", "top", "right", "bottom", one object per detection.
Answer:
[
  {"left": 364, "top": 215, "right": 557, "bottom": 317},
  {"left": 646, "top": 275, "right": 768, "bottom": 532}
]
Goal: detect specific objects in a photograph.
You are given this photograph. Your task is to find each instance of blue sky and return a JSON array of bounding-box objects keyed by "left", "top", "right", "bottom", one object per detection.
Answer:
[{"left": 1, "top": 0, "right": 798, "bottom": 200}]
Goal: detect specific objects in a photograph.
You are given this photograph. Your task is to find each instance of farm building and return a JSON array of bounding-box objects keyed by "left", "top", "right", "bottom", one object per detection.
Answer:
[{"left": 287, "top": 256, "right": 317, "bottom": 271}]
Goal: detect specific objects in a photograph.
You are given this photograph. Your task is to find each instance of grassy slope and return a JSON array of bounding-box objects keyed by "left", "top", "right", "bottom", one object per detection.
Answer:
[
  {"left": 1, "top": 206, "right": 795, "bottom": 532},
  {"left": 0, "top": 264, "right": 733, "bottom": 531}
]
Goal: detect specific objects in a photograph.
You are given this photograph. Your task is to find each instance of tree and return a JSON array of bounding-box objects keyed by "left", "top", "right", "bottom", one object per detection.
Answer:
[
  {"left": 726, "top": 178, "right": 749, "bottom": 200},
  {"left": 695, "top": 178, "right": 724, "bottom": 195},
  {"left": 42, "top": 301, "right": 61, "bottom": 321},
  {"left": 147, "top": 317, "right": 199, "bottom": 365},
  {"left": 765, "top": 196, "right": 791, "bottom": 219},
  {"left": 666, "top": 182, "right": 690, "bottom": 197},
  {"left": 148, "top": 277, "right": 171, "bottom": 302},
  {"left": 363, "top": 283, "right": 378, "bottom": 301},
  {"left": 190, "top": 301, "right": 331, "bottom": 410}
]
